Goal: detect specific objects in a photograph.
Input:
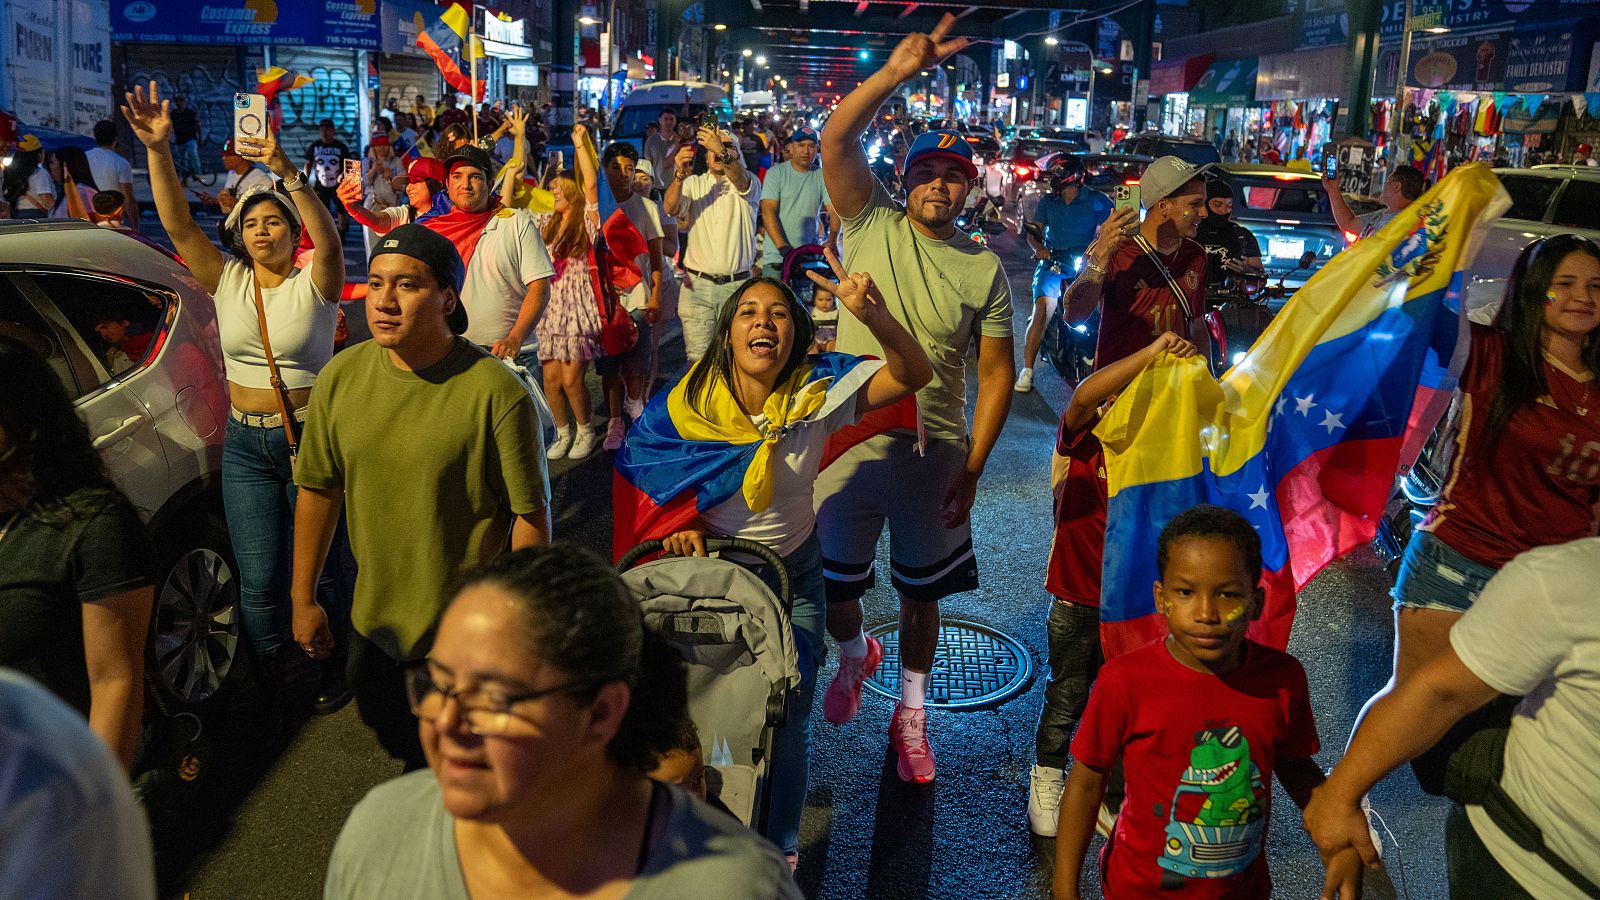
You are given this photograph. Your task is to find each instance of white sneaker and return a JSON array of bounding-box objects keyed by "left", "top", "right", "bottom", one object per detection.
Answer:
[
  {"left": 1014, "top": 367, "right": 1034, "bottom": 393},
  {"left": 568, "top": 424, "right": 599, "bottom": 459},
  {"left": 1027, "top": 765, "right": 1066, "bottom": 837},
  {"left": 546, "top": 426, "right": 574, "bottom": 460}
]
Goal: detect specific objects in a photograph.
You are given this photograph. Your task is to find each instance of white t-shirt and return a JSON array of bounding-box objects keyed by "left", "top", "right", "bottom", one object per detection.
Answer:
[
  {"left": 214, "top": 257, "right": 338, "bottom": 389},
  {"left": 611, "top": 193, "right": 665, "bottom": 313},
  {"left": 224, "top": 165, "right": 274, "bottom": 197},
  {"left": 1452, "top": 537, "right": 1600, "bottom": 899},
  {"left": 0, "top": 670, "right": 156, "bottom": 900},
  {"left": 460, "top": 208, "right": 556, "bottom": 352},
  {"left": 86, "top": 147, "right": 133, "bottom": 192},
  {"left": 699, "top": 361, "right": 879, "bottom": 556},
  {"left": 16, "top": 168, "right": 55, "bottom": 211},
  {"left": 680, "top": 172, "right": 761, "bottom": 277}
]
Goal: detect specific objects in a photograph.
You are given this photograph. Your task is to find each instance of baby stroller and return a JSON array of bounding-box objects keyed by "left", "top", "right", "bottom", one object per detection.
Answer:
[{"left": 618, "top": 538, "right": 800, "bottom": 834}]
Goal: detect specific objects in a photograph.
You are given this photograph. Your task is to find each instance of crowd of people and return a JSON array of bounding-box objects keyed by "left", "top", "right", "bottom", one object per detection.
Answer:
[{"left": 3, "top": 13, "right": 1600, "bottom": 900}]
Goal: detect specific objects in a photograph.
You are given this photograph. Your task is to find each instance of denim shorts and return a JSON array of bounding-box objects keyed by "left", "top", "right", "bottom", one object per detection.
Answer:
[{"left": 1391, "top": 530, "right": 1498, "bottom": 614}]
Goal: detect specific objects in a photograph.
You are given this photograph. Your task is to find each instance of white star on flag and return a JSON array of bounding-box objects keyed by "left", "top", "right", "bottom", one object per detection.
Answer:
[
  {"left": 1321, "top": 410, "right": 1345, "bottom": 434},
  {"left": 1275, "top": 396, "right": 1289, "bottom": 417},
  {"left": 1248, "top": 486, "right": 1270, "bottom": 510},
  {"left": 1295, "top": 394, "right": 1317, "bottom": 416}
]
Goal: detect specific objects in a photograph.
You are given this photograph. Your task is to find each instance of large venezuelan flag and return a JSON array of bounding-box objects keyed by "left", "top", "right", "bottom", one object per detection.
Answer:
[
  {"left": 1095, "top": 164, "right": 1510, "bottom": 657},
  {"left": 415, "top": 4, "right": 486, "bottom": 102},
  {"left": 613, "top": 352, "right": 916, "bottom": 560}
]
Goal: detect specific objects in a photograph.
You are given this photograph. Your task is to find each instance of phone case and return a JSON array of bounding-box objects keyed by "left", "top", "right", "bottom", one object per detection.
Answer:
[
  {"left": 233, "top": 93, "right": 267, "bottom": 142},
  {"left": 344, "top": 159, "right": 363, "bottom": 182}
]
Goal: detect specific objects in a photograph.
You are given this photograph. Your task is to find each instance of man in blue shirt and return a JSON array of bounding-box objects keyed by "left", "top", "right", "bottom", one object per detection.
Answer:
[
  {"left": 1017, "top": 154, "right": 1112, "bottom": 392},
  {"left": 759, "top": 127, "right": 837, "bottom": 280}
]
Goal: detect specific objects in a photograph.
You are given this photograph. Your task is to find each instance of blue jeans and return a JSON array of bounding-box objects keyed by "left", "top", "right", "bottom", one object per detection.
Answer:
[
  {"left": 746, "top": 532, "right": 825, "bottom": 857},
  {"left": 1391, "top": 530, "right": 1498, "bottom": 614},
  {"left": 174, "top": 139, "right": 202, "bottom": 180},
  {"left": 222, "top": 417, "right": 347, "bottom": 655}
]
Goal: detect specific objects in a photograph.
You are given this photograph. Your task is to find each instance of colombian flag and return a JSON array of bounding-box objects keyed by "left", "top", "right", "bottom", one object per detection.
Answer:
[
  {"left": 415, "top": 4, "right": 486, "bottom": 102},
  {"left": 613, "top": 352, "right": 917, "bottom": 560},
  {"left": 1095, "top": 165, "right": 1509, "bottom": 658}
]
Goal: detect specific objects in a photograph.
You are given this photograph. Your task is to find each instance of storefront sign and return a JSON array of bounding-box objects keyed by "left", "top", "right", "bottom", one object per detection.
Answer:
[
  {"left": 1504, "top": 20, "right": 1596, "bottom": 92},
  {"left": 1189, "top": 57, "right": 1258, "bottom": 106},
  {"left": 113, "top": 0, "right": 380, "bottom": 48},
  {"left": 380, "top": 0, "right": 433, "bottom": 55},
  {"left": 5, "top": 0, "right": 112, "bottom": 131},
  {"left": 1406, "top": 30, "right": 1510, "bottom": 91},
  {"left": 1299, "top": 0, "right": 1600, "bottom": 50},
  {"left": 505, "top": 63, "right": 538, "bottom": 85}
]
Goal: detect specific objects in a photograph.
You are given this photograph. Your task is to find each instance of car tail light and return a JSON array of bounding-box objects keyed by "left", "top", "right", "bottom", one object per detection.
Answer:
[
  {"left": 1014, "top": 164, "right": 1032, "bottom": 179},
  {"left": 1123, "top": 178, "right": 1140, "bottom": 185},
  {"left": 1342, "top": 230, "right": 1359, "bottom": 243}
]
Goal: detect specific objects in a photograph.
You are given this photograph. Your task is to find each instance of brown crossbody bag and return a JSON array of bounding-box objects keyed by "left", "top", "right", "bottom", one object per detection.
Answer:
[{"left": 250, "top": 267, "right": 302, "bottom": 465}]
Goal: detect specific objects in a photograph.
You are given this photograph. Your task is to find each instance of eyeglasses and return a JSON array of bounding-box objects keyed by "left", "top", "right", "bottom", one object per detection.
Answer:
[{"left": 403, "top": 663, "right": 594, "bottom": 737}]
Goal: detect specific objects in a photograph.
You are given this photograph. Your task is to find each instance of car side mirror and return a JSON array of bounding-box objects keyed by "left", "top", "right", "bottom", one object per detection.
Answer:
[{"left": 1298, "top": 250, "right": 1317, "bottom": 270}]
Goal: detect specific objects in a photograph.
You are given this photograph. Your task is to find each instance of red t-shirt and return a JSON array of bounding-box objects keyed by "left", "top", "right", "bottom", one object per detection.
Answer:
[
  {"left": 1094, "top": 238, "right": 1209, "bottom": 371},
  {"left": 1071, "top": 639, "right": 1319, "bottom": 898},
  {"left": 1423, "top": 323, "right": 1600, "bottom": 568},
  {"left": 1045, "top": 414, "right": 1108, "bottom": 606}
]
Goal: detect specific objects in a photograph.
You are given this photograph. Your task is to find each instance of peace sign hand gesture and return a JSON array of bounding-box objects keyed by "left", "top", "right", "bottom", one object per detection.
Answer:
[
  {"left": 885, "top": 13, "right": 969, "bottom": 82},
  {"left": 807, "top": 248, "right": 889, "bottom": 330},
  {"left": 121, "top": 81, "right": 172, "bottom": 150}
]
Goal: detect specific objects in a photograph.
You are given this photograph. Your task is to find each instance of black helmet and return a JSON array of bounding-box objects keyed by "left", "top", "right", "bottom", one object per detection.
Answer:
[{"left": 1045, "top": 154, "right": 1085, "bottom": 191}]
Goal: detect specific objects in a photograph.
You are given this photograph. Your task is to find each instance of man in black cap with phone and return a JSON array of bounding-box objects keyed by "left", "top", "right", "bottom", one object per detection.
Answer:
[{"left": 289, "top": 224, "right": 551, "bottom": 769}]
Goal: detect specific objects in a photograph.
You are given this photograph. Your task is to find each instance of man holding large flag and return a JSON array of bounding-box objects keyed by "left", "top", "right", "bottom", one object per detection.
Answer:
[{"left": 1093, "top": 164, "right": 1509, "bottom": 658}]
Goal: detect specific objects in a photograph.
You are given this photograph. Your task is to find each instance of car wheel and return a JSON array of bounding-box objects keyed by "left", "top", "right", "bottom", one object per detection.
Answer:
[{"left": 148, "top": 508, "right": 242, "bottom": 712}]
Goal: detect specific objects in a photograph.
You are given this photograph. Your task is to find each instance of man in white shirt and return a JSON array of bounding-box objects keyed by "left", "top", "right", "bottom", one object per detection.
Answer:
[
  {"left": 596, "top": 141, "right": 667, "bottom": 449},
  {"left": 437, "top": 146, "right": 555, "bottom": 368},
  {"left": 203, "top": 140, "right": 275, "bottom": 214},
  {"left": 86, "top": 120, "right": 138, "bottom": 233},
  {"left": 663, "top": 121, "right": 761, "bottom": 362},
  {"left": 1307, "top": 537, "right": 1600, "bottom": 900}
]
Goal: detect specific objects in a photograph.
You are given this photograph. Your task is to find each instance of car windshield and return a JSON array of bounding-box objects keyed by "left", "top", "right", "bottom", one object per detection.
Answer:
[
  {"left": 1231, "top": 176, "right": 1334, "bottom": 222},
  {"left": 612, "top": 100, "right": 733, "bottom": 139},
  {"left": 1161, "top": 142, "right": 1222, "bottom": 166},
  {"left": 1016, "top": 140, "right": 1085, "bottom": 160}
]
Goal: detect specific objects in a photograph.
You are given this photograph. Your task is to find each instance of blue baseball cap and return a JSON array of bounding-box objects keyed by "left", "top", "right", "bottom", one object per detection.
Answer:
[
  {"left": 786, "top": 127, "right": 819, "bottom": 144},
  {"left": 902, "top": 129, "right": 978, "bottom": 180}
]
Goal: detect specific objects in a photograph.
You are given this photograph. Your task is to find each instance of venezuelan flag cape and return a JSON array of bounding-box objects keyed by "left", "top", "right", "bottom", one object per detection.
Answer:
[
  {"left": 613, "top": 352, "right": 916, "bottom": 560},
  {"left": 415, "top": 4, "right": 486, "bottom": 102},
  {"left": 1095, "top": 164, "right": 1509, "bottom": 658}
]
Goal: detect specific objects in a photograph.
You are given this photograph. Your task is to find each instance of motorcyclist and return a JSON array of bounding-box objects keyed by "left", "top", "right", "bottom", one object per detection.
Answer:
[
  {"left": 1195, "top": 176, "right": 1263, "bottom": 287},
  {"left": 1017, "top": 154, "right": 1111, "bottom": 392}
]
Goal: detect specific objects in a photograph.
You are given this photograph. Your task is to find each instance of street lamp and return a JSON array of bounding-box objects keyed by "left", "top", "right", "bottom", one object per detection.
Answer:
[
  {"left": 713, "top": 23, "right": 727, "bottom": 30},
  {"left": 755, "top": 55, "right": 766, "bottom": 66},
  {"left": 1044, "top": 36, "right": 1059, "bottom": 46},
  {"left": 742, "top": 48, "right": 753, "bottom": 57}
]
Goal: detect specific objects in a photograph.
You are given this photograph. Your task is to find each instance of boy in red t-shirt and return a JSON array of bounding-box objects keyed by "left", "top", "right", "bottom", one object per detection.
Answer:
[
  {"left": 1030, "top": 331, "right": 1198, "bottom": 838},
  {"left": 1052, "top": 505, "right": 1363, "bottom": 900}
]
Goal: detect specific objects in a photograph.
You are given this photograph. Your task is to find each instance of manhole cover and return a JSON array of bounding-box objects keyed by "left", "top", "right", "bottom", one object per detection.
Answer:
[{"left": 862, "top": 618, "right": 1032, "bottom": 709}]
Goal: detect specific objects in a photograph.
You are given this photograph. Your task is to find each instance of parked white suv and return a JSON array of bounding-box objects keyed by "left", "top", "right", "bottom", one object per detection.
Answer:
[
  {"left": 1468, "top": 166, "right": 1600, "bottom": 314},
  {"left": 0, "top": 220, "right": 241, "bottom": 742}
]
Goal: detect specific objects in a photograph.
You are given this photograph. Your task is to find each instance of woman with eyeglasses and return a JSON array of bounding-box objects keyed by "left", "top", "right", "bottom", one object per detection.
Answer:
[{"left": 324, "top": 544, "right": 802, "bottom": 900}]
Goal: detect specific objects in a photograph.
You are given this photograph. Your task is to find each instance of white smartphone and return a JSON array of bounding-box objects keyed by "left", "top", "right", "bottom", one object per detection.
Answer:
[{"left": 233, "top": 92, "right": 268, "bottom": 143}]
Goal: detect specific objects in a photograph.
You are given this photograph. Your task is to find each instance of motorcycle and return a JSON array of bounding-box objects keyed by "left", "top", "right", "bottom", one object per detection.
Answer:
[
  {"left": 1203, "top": 251, "right": 1315, "bottom": 372},
  {"left": 1373, "top": 419, "right": 1451, "bottom": 575}
]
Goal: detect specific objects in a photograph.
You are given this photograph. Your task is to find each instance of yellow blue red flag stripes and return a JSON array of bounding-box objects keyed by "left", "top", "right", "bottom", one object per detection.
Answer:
[
  {"left": 612, "top": 352, "right": 916, "bottom": 561},
  {"left": 415, "top": 4, "right": 485, "bottom": 102},
  {"left": 1094, "top": 164, "right": 1510, "bottom": 657}
]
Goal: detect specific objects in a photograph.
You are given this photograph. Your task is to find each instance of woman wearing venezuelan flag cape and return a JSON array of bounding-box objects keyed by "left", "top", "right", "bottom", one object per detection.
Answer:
[{"left": 614, "top": 250, "right": 931, "bottom": 865}]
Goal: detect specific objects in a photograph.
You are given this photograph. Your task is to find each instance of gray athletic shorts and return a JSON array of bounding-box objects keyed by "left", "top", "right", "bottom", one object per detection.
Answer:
[{"left": 815, "top": 433, "right": 978, "bottom": 604}]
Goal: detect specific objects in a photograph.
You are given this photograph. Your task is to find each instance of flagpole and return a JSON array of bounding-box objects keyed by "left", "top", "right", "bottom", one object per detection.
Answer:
[{"left": 471, "top": 31, "right": 481, "bottom": 144}]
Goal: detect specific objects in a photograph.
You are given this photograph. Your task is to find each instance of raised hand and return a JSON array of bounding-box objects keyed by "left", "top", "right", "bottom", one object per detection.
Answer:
[
  {"left": 571, "top": 121, "right": 588, "bottom": 147},
  {"left": 885, "top": 13, "right": 969, "bottom": 82},
  {"left": 674, "top": 143, "right": 696, "bottom": 178},
  {"left": 807, "top": 247, "right": 887, "bottom": 329},
  {"left": 120, "top": 81, "right": 172, "bottom": 150},
  {"left": 507, "top": 105, "right": 528, "bottom": 138},
  {"left": 697, "top": 124, "right": 728, "bottom": 157},
  {"left": 1148, "top": 331, "right": 1198, "bottom": 359},
  {"left": 1087, "top": 206, "right": 1139, "bottom": 267},
  {"left": 235, "top": 130, "right": 295, "bottom": 181}
]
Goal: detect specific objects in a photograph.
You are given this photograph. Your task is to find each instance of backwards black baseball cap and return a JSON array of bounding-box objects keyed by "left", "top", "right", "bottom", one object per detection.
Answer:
[{"left": 370, "top": 224, "right": 468, "bottom": 334}]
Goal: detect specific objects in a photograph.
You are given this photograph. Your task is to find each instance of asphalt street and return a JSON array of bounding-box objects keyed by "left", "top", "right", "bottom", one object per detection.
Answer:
[{"left": 159, "top": 225, "right": 1449, "bottom": 900}]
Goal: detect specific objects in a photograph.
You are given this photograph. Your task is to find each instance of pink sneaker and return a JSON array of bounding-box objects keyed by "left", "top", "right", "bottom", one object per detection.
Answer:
[
  {"left": 821, "top": 635, "right": 883, "bottom": 725},
  {"left": 890, "top": 703, "right": 937, "bottom": 783}
]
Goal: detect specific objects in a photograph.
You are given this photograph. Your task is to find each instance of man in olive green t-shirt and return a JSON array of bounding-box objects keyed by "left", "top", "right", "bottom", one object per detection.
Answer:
[
  {"left": 291, "top": 225, "right": 550, "bottom": 768},
  {"left": 814, "top": 17, "right": 1015, "bottom": 785}
]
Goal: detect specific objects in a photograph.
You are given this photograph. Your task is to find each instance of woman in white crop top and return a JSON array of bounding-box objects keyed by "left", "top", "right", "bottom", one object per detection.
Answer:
[{"left": 124, "top": 83, "right": 345, "bottom": 667}]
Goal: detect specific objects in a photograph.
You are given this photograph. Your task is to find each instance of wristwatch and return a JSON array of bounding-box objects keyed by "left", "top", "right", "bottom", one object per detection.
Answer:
[
  {"left": 280, "top": 171, "right": 308, "bottom": 193},
  {"left": 1083, "top": 259, "right": 1108, "bottom": 277}
]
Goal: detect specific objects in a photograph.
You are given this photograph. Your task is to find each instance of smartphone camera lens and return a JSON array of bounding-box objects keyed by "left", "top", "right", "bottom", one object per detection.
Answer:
[{"left": 235, "top": 95, "right": 249, "bottom": 109}]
